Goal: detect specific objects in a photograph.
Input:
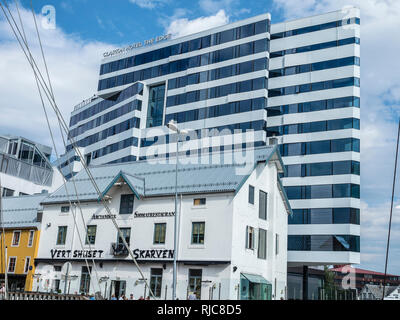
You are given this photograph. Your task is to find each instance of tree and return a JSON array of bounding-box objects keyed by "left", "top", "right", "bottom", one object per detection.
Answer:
[{"left": 323, "top": 266, "right": 336, "bottom": 299}]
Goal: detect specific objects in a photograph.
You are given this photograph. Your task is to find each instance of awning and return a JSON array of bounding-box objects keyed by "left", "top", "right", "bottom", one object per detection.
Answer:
[{"left": 240, "top": 273, "right": 271, "bottom": 285}]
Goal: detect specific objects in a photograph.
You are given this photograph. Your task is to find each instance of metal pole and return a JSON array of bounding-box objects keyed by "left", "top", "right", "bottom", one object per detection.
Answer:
[
  {"left": 383, "top": 118, "right": 400, "bottom": 300},
  {"left": 172, "top": 135, "right": 179, "bottom": 300},
  {"left": 63, "top": 264, "right": 70, "bottom": 294},
  {"left": 4, "top": 246, "right": 8, "bottom": 300},
  {"left": 0, "top": 176, "right": 8, "bottom": 300}
]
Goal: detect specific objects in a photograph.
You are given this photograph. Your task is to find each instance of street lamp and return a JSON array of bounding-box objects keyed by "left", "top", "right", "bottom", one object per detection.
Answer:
[{"left": 166, "top": 120, "right": 188, "bottom": 300}]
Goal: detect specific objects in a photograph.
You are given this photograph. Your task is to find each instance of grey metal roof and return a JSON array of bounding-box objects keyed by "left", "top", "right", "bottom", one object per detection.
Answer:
[
  {"left": 43, "top": 146, "right": 287, "bottom": 206},
  {"left": 363, "top": 284, "right": 399, "bottom": 299},
  {"left": 0, "top": 194, "right": 47, "bottom": 229}
]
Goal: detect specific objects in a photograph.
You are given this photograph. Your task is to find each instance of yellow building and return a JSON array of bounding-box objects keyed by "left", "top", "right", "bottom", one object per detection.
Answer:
[{"left": 0, "top": 194, "right": 46, "bottom": 292}]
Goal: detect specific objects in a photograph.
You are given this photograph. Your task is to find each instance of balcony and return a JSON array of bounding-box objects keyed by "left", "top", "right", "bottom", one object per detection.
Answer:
[
  {"left": 111, "top": 243, "right": 129, "bottom": 257},
  {"left": 0, "top": 152, "right": 53, "bottom": 186}
]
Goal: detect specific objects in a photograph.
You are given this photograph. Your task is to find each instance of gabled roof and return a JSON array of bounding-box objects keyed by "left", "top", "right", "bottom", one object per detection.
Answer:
[
  {"left": 362, "top": 284, "right": 399, "bottom": 299},
  {"left": 42, "top": 146, "right": 291, "bottom": 214},
  {"left": 99, "top": 171, "right": 143, "bottom": 200},
  {"left": 0, "top": 194, "right": 47, "bottom": 229}
]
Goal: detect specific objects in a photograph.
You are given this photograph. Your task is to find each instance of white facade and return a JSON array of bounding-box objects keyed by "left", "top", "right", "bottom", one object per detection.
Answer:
[{"left": 33, "top": 150, "right": 289, "bottom": 300}]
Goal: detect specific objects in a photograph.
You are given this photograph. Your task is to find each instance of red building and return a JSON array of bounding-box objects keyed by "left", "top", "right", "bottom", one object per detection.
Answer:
[{"left": 330, "top": 266, "right": 400, "bottom": 292}]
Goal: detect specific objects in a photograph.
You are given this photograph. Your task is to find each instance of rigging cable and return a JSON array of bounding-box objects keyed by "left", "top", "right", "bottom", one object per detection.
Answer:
[{"left": 382, "top": 118, "right": 400, "bottom": 300}]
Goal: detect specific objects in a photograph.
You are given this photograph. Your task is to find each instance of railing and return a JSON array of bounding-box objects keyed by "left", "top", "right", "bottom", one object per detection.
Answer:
[
  {"left": 1, "top": 292, "right": 88, "bottom": 300},
  {"left": 73, "top": 95, "right": 98, "bottom": 112},
  {"left": 0, "top": 152, "right": 53, "bottom": 186},
  {"left": 111, "top": 243, "right": 129, "bottom": 257}
]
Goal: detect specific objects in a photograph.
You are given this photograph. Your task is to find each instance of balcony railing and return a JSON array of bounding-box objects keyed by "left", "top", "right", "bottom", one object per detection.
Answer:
[
  {"left": 73, "top": 95, "right": 98, "bottom": 112},
  {"left": 111, "top": 243, "right": 129, "bottom": 257},
  {"left": 0, "top": 152, "right": 53, "bottom": 186}
]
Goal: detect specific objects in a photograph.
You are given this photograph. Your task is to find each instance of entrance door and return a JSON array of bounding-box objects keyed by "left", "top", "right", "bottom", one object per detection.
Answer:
[{"left": 110, "top": 280, "right": 126, "bottom": 299}]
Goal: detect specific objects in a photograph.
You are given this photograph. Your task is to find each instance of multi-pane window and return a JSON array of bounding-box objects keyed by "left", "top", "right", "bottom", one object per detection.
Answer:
[
  {"left": 117, "top": 228, "right": 131, "bottom": 246},
  {"left": 245, "top": 226, "right": 255, "bottom": 250},
  {"left": 8, "top": 257, "right": 16, "bottom": 273},
  {"left": 28, "top": 230, "right": 35, "bottom": 247},
  {"left": 120, "top": 194, "right": 135, "bottom": 214},
  {"left": 259, "top": 191, "right": 268, "bottom": 220},
  {"left": 191, "top": 222, "right": 205, "bottom": 244},
  {"left": 188, "top": 269, "right": 202, "bottom": 299},
  {"left": 258, "top": 228, "right": 267, "bottom": 259},
  {"left": 12, "top": 231, "right": 21, "bottom": 246},
  {"left": 193, "top": 198, "right": 206, "bottom": 206},
  {"left": 85, "top": 225, "right": 97, "bottom": 245},
  {"left": 1, "top": 187, "right": 14, "bottom": 197},
  {"left": 146, "top": 84, "right": 166, "bottom": 128},
  {"left": 56, "top": 226, "right": 67, "bottom": 245},
  {"left": 24, "top": 257, "right": 31, "bottom": 273},
  {"left": 79, "top": 266, "right": 91, "bottom": 294},
  {"left": 150, "top": 268, "right": 163, "bottom": 298},
  {"left": 61, "top": 206, "right": 70, "bottom": 213},
  {"left": 154, "top": 223, "right": 166, "bottom": 244},
  {"left": 248, "top": 185, "right": 255, "bottom": 204}
]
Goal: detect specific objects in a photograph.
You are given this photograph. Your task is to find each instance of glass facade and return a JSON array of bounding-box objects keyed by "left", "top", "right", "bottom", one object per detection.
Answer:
[{"left": 147, "top": 84, "right": 166, "bottom": 128}]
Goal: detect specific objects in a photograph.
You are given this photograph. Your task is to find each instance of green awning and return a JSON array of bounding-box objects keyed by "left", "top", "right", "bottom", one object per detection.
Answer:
[{"left": 240, "top": 273, "right": 271, "bottom": 285}]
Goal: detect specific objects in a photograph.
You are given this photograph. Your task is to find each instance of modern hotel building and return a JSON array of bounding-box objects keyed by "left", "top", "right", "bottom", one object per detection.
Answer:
[{"left": 60, "top": 8, "right": 361, "bottom": 276}]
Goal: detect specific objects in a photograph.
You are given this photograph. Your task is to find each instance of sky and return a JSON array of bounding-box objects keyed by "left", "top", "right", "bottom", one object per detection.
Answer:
[{"left": 0, "top": 0, "right": 400, "bottom": 275}]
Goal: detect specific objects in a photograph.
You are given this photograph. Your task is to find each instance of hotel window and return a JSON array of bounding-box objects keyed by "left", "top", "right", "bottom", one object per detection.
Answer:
[
  {"left": 85, "top": 225, "right": 97, "bottom": 245},
  {"left": 2, "top": 187, "right": 14, "bottom": 197},
  {"left": 276, "top": 234, "right": 279, "bottom": 255},
  {"left": 28, "top": 230, "right": 35, "bottom": 247},
  {"left": 150, "top": 268, "right": 163, "bottom": 298},
  {"left": 61, "top": 206, "right": 70, "bottom": 213},
  {"left": 245, "top": 226, "right": 255, "bottom": 250},
  {"left": 12, "top": 231, "right": 21, "bottom": 247},
  {"left": 153, "top": 223, "right": 166, "bottom": 244},
  {"left": 249, "top": 185, "right": 255, "bottom": 204},
  {"left": 193, "top": 198, "right": 206, "bottom": 206},
  {"left": 259, "top": 191, "right": 268, "bottom": 220},
  {"left": 191, "top": 222, "right": 205, "bottom": 244},
  {"left": 120, "top": 194, "right": 135, "bottom": 214},
  {"left": 8, "top": 257, "right": 16, "bottom": 273},
  {"left": 188, "top": 269, "right": 202, "bottom": 299},
  {"left": 258, "top": 228, "right": 267, "bottom": 259},
  {"left": 24, "top": 257, "right": 31, "bottom": 274},
  {"left": 146, "top": 83, "right": 166, "bottom": 128},
  {"left": 56, "top": 226, "right": 67, "bottom": 245}
]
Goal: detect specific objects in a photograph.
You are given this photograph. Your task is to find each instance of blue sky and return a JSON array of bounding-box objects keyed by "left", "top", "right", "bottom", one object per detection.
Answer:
[
  {"left": 24, "top": 0, "right": 286, "bottom": 46},
  {"left": 1, "top": 0, "right": 400, "bottom": 275}
]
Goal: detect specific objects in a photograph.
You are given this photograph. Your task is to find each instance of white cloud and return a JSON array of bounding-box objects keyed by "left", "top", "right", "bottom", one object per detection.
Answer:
[
  {"left": 166, "top": 9, "right": 229, "bottom": 39},
  {"left": 0, "top": 6, "right": 115, "bottom": 154},
  {"left": 199, "top": 0, "right": 237, "bottom": 14},
  {"left": 129, "top": 0, "right": 169, "bottom": 9}
]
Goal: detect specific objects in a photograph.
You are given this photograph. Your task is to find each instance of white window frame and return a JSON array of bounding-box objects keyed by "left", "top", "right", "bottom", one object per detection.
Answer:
[
  {"left": 27, "top": 230, "right": 35, "bottom": 247},
  {"left": 8, "top": 256, "right": 17, "bottom": 273},
  {"left": 24, "top": 256, "right": 31, "bottom": 274},
  {"left": 11, "top": 231, "right": 21, "bottom": 247}
]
